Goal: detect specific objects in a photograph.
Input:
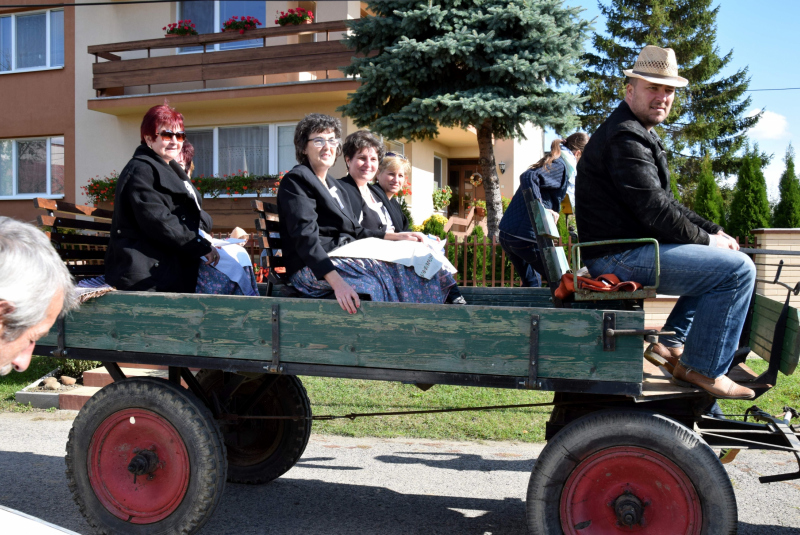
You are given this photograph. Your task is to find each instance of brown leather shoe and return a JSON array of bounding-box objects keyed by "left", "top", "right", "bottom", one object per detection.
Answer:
[
  {"left": 644, "top": 343, "right": 682, "bottom": 373},
  {"left": 671, "top": 362, "right": 755, "bottom": 399}
]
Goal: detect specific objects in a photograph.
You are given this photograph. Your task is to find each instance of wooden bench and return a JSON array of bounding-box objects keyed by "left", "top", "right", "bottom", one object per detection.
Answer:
[{"left": 34, "top": 198, "right": 113, "bottom": 281}]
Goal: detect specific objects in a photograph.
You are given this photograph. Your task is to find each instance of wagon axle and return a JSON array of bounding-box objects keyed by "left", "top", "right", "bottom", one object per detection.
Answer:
[
  {"left": 612, "top": 491, "right": 646, "bottom": 528},
  {"left": 127, "top": 447, "right": 160, "bottom": 484}
]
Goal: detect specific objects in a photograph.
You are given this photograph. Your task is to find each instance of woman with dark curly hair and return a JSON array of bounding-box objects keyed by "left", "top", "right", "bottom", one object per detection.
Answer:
[{"left": 277, "top": 114, "right": 456, "bottom": 313}]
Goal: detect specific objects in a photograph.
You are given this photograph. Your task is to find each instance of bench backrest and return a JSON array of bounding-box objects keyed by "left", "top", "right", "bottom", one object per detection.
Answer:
[
  {"left": 749, "top": 293, "right": 800, "bottom": 376},
  {"left": 34, "top": 198, "right": 112, "bottom": 280},
  {"left": 252, "top": 199, "right": 288, "bottom": 295}
]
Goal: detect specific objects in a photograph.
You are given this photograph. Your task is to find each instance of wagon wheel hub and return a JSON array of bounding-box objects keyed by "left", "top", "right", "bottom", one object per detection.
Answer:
[
  {"left": 127, "top": 448, "right": 161, "bottom": 481},
  {"left": 613, "top": 492, "right": 644, "bottom": 527}
]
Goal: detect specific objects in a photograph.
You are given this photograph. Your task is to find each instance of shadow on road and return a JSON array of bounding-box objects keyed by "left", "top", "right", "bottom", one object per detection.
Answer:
[
  {"left": 375, "top": 451, "right": 537, "bottom": 473},
  {"left": 206, "top": 477, "right": 529, "bottom": 534}
]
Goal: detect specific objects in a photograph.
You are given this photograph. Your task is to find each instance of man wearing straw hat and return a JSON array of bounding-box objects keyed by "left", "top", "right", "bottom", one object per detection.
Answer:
[{"left": 575, "top": 45, "right": 756, "bottom": 400}]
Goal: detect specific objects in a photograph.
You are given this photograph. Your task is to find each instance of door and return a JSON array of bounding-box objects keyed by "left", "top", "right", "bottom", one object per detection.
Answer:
[{"left": 447, "top": 159, "right": 481, "bottom": 217}]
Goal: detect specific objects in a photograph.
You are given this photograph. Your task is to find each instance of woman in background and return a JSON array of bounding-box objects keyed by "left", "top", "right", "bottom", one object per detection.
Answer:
[{"left": 498, "top": 133, "right": 589, "bottom": 287}]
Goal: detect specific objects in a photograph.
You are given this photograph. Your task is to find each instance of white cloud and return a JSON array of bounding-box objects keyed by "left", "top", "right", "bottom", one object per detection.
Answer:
[{"left": 747, "top": 109, "right": 790, "bottom": 141}]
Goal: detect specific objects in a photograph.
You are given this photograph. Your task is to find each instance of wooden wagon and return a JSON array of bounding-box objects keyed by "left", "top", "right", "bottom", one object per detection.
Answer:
[{"left": 32, "top": 197, "right": 800, "bottom": 534}]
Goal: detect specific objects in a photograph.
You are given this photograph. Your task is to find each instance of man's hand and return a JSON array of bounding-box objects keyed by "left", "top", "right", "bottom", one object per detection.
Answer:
[
  {"left": 202, "top": 247, "right": 221, "bottom": 266},
  {"left": 716, "top": 230, "right": 739, "bottom": 251}
]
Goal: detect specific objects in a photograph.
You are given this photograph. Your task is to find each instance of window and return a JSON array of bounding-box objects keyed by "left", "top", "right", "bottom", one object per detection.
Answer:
[
  {"left": 185, "top": 124, "right": 296, "bottom": 191},
  {"left": 384, "top": 139, "right": 404, "bottom": 156},
  {"left": 0, "top": 136, "right": 65, "bottom": 198},
  {"left": 179, "top": 1, "right": 266, "bottom": 53},
  {"left": 0, "top": 9, "right": 64, "bottom": 73},
  {"left": 433, "top": 156, "right": 443, "bottom": 189}
]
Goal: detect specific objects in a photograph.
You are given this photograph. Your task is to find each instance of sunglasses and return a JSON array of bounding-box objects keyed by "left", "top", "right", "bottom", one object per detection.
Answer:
[
  {"left": 385, "top": 151, "right": 407, "bottom": 160},
  {"left": 158, "top": 130, "right": 186, "bottom": 142}
]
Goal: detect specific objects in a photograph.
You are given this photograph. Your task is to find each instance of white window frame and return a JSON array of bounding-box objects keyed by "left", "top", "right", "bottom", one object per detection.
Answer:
[
  {"left": 186, "top": 122, "right": 297, "bottom": 198},
  {"left": 0, "top": 136, "right": 65, "bottom": 200},
  {"left": 0, "top": 8, "right": 65, "bottom": 75},
  {"left": 177, "top": 1, "right": 266, "bottom": 54}
]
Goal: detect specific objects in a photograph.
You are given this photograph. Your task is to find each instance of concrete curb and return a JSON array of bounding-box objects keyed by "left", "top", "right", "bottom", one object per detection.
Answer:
[{"left": 14, "top": 369, "right": 60, "bottom": 409}]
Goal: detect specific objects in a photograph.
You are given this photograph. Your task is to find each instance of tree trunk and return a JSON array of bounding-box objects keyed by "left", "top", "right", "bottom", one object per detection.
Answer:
[{"left": 477, "top": 118, "right": 502, "bottom": 238}]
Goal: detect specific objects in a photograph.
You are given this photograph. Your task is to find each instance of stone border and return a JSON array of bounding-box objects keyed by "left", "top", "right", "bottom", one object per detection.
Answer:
[{"left": 14, "top": 368, "right": 60, "bottom": 409}]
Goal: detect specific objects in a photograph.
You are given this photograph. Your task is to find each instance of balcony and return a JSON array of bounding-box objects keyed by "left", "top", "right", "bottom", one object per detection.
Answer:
[{"left": 87, "top": 20, "right": 369, "bottom": 115}]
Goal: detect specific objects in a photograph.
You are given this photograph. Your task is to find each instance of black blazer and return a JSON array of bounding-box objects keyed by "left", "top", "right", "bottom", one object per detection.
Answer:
[
  {"left": 338, "top": 174, "right": 387, "bottom": 232},
  {"left": 277, "top": 164, "right": 385, "bottom": 279},
  {"left": 105, "top": 144, "right": 213, "bottom": 292},
  {"left": 369, "top": 183, "right": 410, "bottom": 232}
]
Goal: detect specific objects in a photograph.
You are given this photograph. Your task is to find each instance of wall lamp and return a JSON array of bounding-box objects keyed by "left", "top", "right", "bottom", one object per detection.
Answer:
[{"left": 498, "top": 161, "right": 506, "bottom": 174}]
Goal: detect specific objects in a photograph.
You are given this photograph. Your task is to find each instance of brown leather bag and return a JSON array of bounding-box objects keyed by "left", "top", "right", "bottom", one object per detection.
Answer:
[{"left": 555, "top": 273, "right": 643, "bottom": 301}]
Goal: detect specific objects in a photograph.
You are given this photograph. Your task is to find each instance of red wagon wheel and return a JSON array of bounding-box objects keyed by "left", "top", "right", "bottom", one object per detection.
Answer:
[
  {"left": 66, "top": 377, "right": 227, "bottom": 535},
  {"left": 527, "top": 410, "right": 737, "bottom": 535}
]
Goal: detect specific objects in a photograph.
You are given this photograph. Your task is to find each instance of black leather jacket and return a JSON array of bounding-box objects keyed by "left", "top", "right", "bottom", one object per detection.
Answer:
[{"left": 575, "top": 101, "right": 721, "bottom": 260}]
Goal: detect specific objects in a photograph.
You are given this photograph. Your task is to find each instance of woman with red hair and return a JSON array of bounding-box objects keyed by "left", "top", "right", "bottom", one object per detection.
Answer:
[{"left": 105, "top": 104, "right": 256, "bottom": 295}]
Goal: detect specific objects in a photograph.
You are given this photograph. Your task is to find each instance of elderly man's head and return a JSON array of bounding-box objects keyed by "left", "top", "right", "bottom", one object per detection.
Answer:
[{"left": 0, "top": 217, "right": 78, "bottom": 375}]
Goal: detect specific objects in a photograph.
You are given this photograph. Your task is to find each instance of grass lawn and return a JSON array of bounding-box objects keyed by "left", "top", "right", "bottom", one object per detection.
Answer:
[
  {"left": 718, "top": 359, "right": 800, "bottom": 417},
  {"left": 302, "top": 376, "right": 555, "bottom": 442},
  {"left": 0, "top": 355, "right": 58, "bottom": 412}
]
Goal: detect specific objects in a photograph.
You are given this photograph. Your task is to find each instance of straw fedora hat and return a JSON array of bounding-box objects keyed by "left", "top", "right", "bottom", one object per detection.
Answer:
[{"left": 623, "top": 45, "right": 688, "bottom": 88}]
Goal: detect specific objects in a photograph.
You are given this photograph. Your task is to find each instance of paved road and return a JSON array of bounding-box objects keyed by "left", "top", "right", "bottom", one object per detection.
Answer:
[{"left": 1, "top": 411, "right": 799, "bottom": 534}]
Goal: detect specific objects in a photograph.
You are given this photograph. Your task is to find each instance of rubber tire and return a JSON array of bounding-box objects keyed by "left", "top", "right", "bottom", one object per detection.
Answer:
[
  {"left": 196, "top": 371, "right": 312, "bottom": 484},
  {"left": 66, "top": 377, "right": 227, "bottom": 535},
  {"left": 526, "top": 409, "right": 737, "bottom": 535}
]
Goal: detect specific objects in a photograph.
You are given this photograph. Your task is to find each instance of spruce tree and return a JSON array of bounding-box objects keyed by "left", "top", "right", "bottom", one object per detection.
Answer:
[
  {"left": 580, "top": 0, "right": 760, "bottom": 206},
  {"left": 773, "top": 144, "right": 800, "bottom": 228},
  {"left": 338, "top": 0, "right": 588, "bottom": 237},
  {"left": 693, "top": 156, "right": 724, "bottom": 226},
  {"left": 727, "top": 148, "right": 770, "bottom": 241}
]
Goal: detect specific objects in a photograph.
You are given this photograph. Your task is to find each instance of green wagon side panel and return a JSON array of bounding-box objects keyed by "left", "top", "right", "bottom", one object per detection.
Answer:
[
  {"left": 40, "top": 292, "right": 644, "bottom": 383},
  {"left": 748, "top": 294, "right": 800, "bottom": 376}
]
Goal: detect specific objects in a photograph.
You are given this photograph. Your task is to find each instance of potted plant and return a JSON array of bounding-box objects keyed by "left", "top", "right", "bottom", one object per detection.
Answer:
[
  {"left": 222, "top": 15, "right": 261, "bottom": 34},
  {"left": 163, "top": 20, "right": 198, "bottom": 37},
  {"left": 82, "top": 171, "right": 119, "bottom": 210},
  {"left": 432, "top": 185, "right": 452, "bottom": 213},
  {"left": 472, "top": 199, "right": 487, "bottom": 218},
  {"left": 275, "top": 8, "right": 314, "bottom": 26}
]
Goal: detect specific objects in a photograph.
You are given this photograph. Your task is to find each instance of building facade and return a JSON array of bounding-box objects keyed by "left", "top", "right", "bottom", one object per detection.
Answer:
[{"left": 1, "top": 1, "right": 543, "bottom": 227}]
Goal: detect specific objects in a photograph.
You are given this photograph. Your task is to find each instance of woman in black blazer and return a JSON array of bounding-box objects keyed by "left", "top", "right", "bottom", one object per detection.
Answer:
[
  {"left": 277, "top": 115, "right": 456, "bottom": 313},
  {"left": 105, "top": 104, "right": 255, "bottom": 295}
]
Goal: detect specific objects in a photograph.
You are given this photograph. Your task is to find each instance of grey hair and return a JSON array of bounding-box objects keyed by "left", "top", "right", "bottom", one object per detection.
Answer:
[
  {"left": 294, "top": 113, "right": 343, "bottom": 165},
  {"left": 0, "top": 217, "right": 78, "bottom": 342},
  {"left": 342, "top": 130, "right": 385, "bottom": 164}
]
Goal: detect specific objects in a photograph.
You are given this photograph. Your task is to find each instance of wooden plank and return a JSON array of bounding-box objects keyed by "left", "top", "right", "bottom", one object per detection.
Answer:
[
  {"left": 93, "top": 40, "right": 348, "bottom": 75},
  {"left": 50, "top": 234, "right": 109, "bottom": 247},
  {"left": 38, "top": 215, "right": 111, "bottom": 233},
  {"left": 94, "top": 50, "right": 355, "bottom": 90},
  {"left": 88, "top": 20, "right": 349, "bottom": 55},
  {"left": 59, "top": 249, "right": 107, "bottom": 261},
  {"left": 748, "top": 315, "right": 799, "bottom": 375},
  {"left": 34, "top": 198, "right": 113, "bottom": 219},
  {"left": 41, "top": 293, "right": 644, "bottom": 383}
]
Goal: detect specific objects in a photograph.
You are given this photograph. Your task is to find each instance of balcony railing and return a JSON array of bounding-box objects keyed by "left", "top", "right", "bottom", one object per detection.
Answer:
[{"left": 88, "top": 20, "right": 365, "bottom": 96}]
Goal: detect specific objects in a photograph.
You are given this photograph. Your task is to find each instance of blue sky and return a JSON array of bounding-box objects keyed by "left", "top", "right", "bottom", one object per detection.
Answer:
[{"left": 557, "top": 0, "right": 800, "bottom": 201}]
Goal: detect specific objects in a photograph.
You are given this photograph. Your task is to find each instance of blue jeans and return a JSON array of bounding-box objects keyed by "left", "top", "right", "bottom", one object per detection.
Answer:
[
  {"left": 499, "top": 232, "right": 545, "bottom": 287},
  {"left": 585, "top": 244, "right": 756, "bottom": 378}
]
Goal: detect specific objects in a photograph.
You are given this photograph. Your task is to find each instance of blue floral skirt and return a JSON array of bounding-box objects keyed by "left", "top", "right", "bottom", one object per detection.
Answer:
[
  {"left": 195, "top": 264, "right": 259, "bottom": 296},
  {"left": 289, "top": 258, "right": 456, "bottom": 304}
]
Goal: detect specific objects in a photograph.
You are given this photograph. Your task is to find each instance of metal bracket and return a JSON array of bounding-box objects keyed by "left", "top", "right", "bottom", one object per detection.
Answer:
[
  {"left": 266, "top": 304, "right": 283, "bottom": 374},
  {"left": 526, "top": 314, "right": 540, "bottom": 389},
  {"left": 603, "top": 312, "right": 616, "bottom": 352},
  {"left": 52, "top": 316, "right": 68, "bottom": 358}
]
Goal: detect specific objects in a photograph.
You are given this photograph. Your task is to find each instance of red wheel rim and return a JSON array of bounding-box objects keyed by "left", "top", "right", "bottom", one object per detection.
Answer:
[
  {"left": 559, "top": 446, "right": 701, "bottom": 534},
  {"left": 87, "top": 408, "right": 190, "bottom": 524}
]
